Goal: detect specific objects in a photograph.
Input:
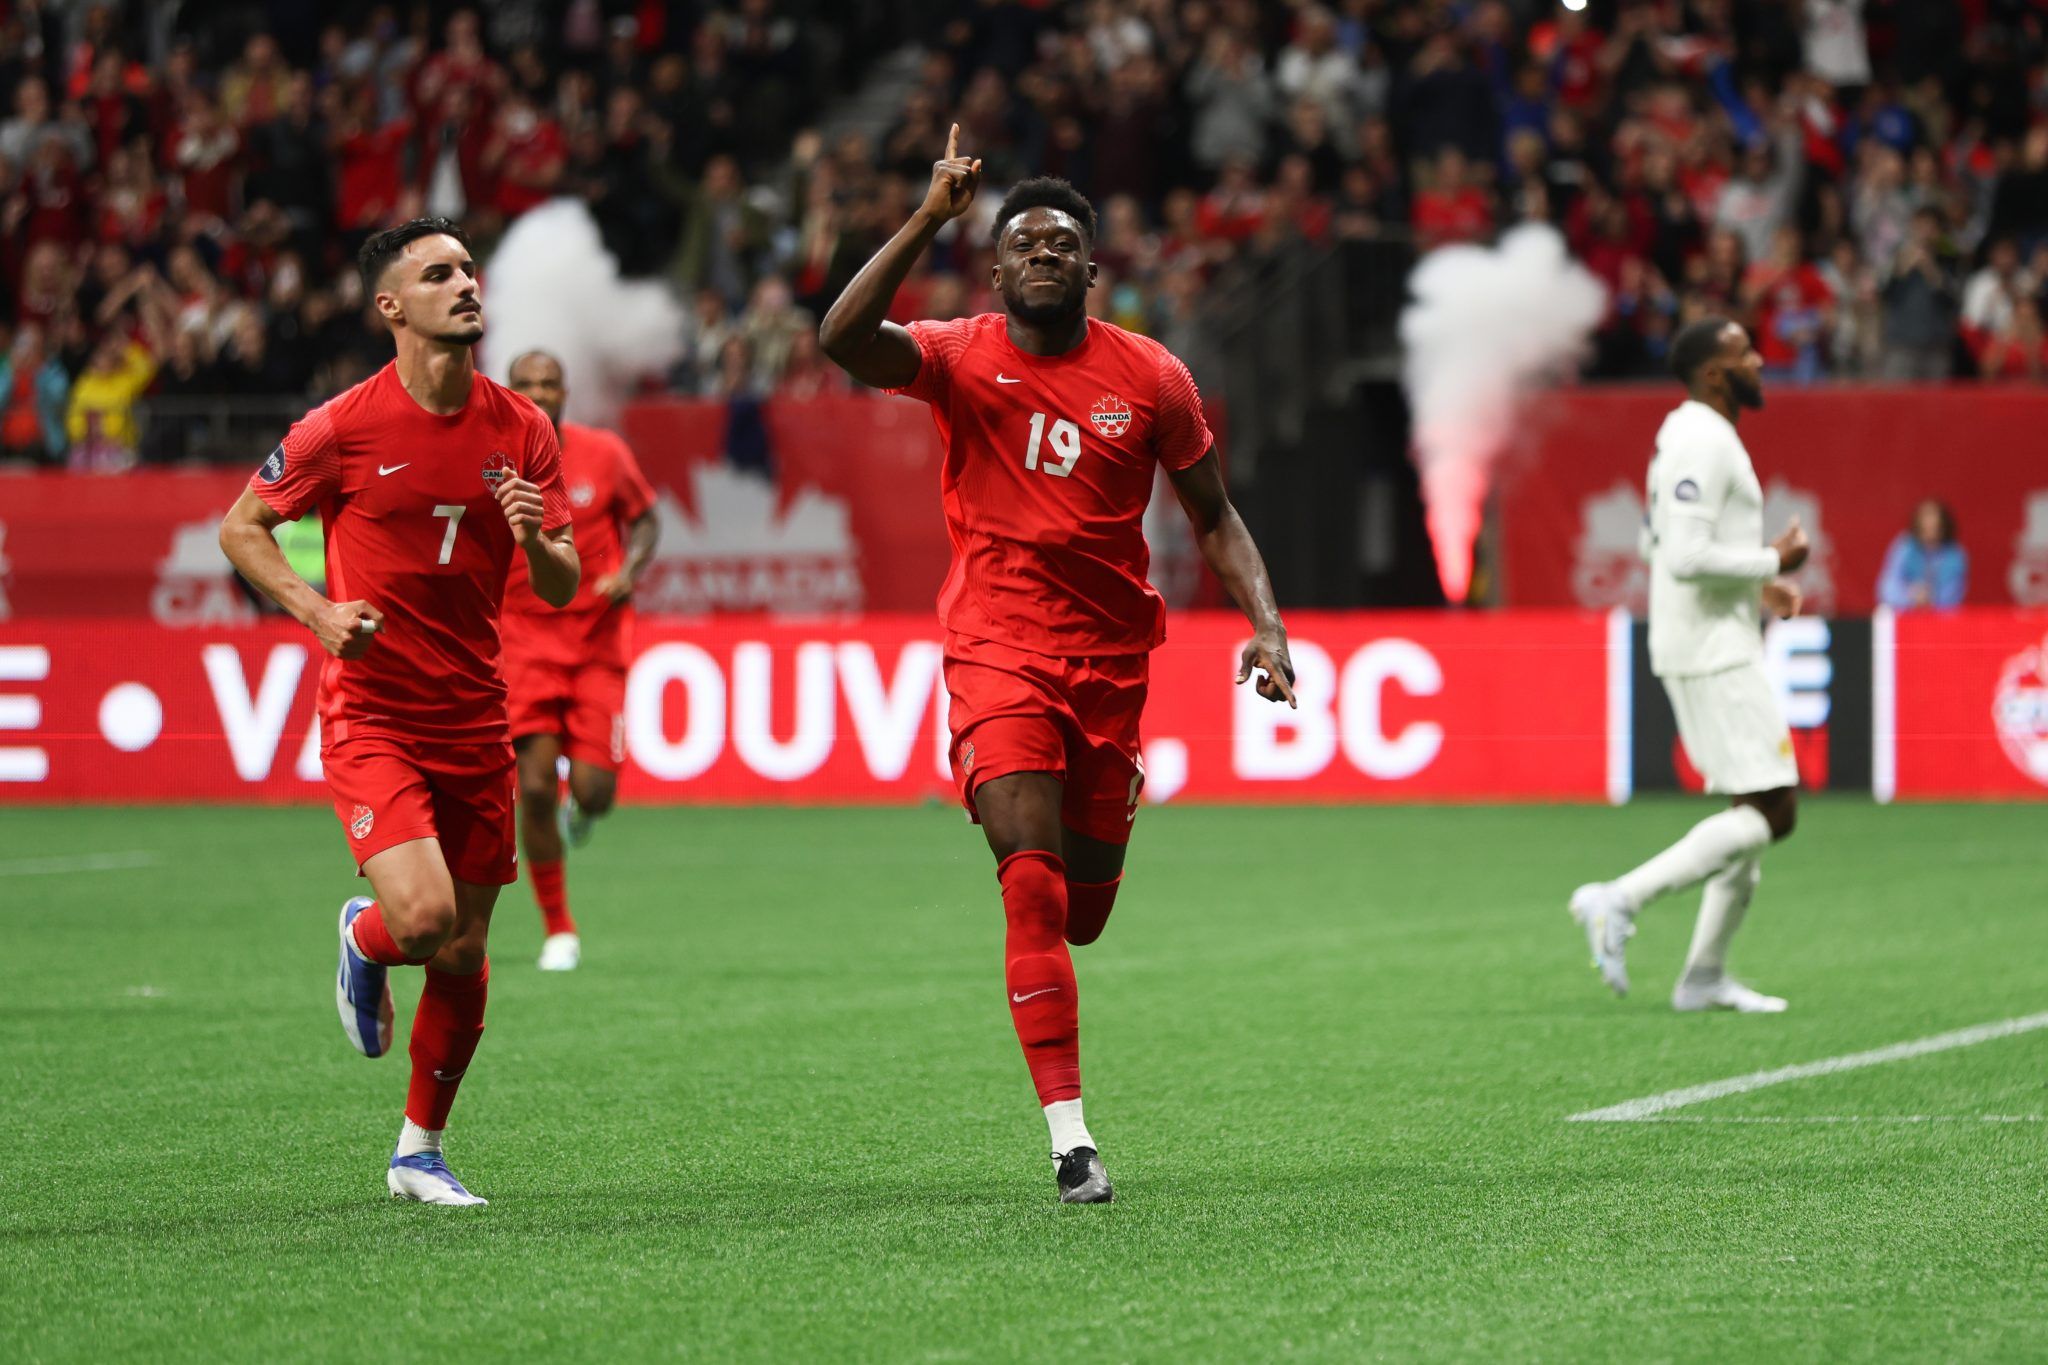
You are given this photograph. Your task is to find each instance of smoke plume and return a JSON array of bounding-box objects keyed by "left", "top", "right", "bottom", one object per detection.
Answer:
[
  {"left": 480, "top": 200, "right": 685, "bottom": 426},
  {"left": 1398, "top": 224, "right": 1607, "bottom": 603}
]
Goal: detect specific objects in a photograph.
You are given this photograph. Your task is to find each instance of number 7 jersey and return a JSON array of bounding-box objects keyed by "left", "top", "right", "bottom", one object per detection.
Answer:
[
  {"left": 250, "top": 361, "right": 571, "bottom": 747},
  {"left": 888, "top": 313, "right": 1214, "bottom": 656}
]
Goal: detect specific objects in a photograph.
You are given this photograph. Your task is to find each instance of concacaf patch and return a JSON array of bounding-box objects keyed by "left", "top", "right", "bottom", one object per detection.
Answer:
[
  {"left": 349, "top": 804, "right": 375, "bottom": 840},
  {"left": 1090, "top": 394, "right": 1132, "bottom": 439},
  {"left": 481, "top": 451, "right": 512, "bottom": 489},
  {"left": 258, "top": 444, "right": 286, "bottom": 483},
  {"left": 1673, "top": 478, "right": 1701, "bottom": 502}
]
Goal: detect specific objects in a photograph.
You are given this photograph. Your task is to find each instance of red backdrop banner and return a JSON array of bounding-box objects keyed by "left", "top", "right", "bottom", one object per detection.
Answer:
[
  {"left": 1888, "top": 608, "right": 2048, "bottom": 799},
  {"left": 0, "top": 612, "right": 1611, "bottom": 804},
  {"left": 1501, "top": 387, "right": 2048, "bottom": 616}
]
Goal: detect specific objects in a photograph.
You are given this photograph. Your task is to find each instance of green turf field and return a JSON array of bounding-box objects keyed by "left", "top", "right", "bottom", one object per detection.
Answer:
[{"left": 3, "top": 800, "right": 2042, "bottom": 1362}]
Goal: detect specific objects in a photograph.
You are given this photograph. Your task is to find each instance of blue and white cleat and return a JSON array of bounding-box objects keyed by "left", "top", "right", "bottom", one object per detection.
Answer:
[
  {"left": 559, "top": 792, "right": 594, "bottom": 849},
  {"left": 388, "top": 1150, "right": 488, "bottom": 1206},
  {"left": 336, "top": 896, "right": 393, "bottom": 1057}
]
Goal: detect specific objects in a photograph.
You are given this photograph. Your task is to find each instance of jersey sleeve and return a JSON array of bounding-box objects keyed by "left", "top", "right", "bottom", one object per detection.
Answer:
[
  {"left": 1152, "top": 346, "right": 1214, "bottom": 471},
  {"left": 610, "top": 432, "right": 656, "bottom": 524},
  {"left": 1655, "top": 428, "right": 1778, "bottom": 583},
  {"left": 1654, "top": 427, "right": 1732, "bottom": 523},
  {"left": 884, "top": 317, "right": 975, "bottom": 407},
  {"left": 250, "top": 403, "right": 342, "bottom": 521},
  {"left": 524, "top": 412, "right": 573, "bottom": 533}
]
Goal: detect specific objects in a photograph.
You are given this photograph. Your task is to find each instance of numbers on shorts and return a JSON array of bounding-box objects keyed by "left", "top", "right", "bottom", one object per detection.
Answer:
[
  {"left": 1024, "top": 412, "right": 1082, "bottom": 477},
  {"left": 432, "top": 504, "right": 466, "bottom": 564}
]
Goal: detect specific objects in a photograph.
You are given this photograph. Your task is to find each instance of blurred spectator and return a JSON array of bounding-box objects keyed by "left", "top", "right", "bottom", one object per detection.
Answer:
[
  {"left": 1961, "top": 236, "right": 2044, "bottom": 379},
  {"left": 0, "top": 325, "right": 68, "bottom": 463},
  {"left": 1877, "top": 499, "right": 1967, "bottom": 610},
  {"left": 64, "top": 330, "right": 155, "bottom": 471},
  {"left": 1187, "top": 30, "right": 1272, "bottom": 172},
  {"left": 1412, "top": 147, "right": 1492, "bottom": 251},
  {"left": 1880, "top": 208, "right": 1958, "bottom": 379}
]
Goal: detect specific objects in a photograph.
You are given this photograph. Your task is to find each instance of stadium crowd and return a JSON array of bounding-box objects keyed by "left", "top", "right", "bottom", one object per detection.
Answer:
[{"left": 1, "top": 0, "right": 2046, "bottom": 468}]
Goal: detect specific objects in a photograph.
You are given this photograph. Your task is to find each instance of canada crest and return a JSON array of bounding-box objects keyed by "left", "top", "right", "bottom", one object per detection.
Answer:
[
  {"left": 1090, "top": 394, "right": 1132, "bottom": 439},
  {"left": 481, "top": 451, "right": 512, "bottom": 489},
  {"left": 569, "top": 481, "right": 596, "bottom": 508},
  {"left": 350, "top": 804, "right": 375, "bottom": 839},
  {"left": 1993, "top": 633, "right": 2048, "bottom": 788}
]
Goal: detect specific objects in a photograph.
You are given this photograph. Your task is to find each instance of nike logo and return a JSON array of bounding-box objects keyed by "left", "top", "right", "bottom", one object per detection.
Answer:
[
  {"left": 1011, "top": 988, "right": 1058, "bottom": 1004},
  {"left": 996, "top": 374, "right": 1022, "bottom": 384},
  {"left": 432, "top": 1067, "right": 466, "bottom": 1082},
  {"left": 378, "top": 463, "right": 410, "bottom": 476}
]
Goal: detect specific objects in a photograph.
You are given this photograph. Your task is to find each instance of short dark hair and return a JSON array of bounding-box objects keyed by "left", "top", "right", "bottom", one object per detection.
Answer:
[
  {"left": 357, "top": 217, "right": 473, "bottom": 294},
  {"left": 991, "top": 177, "right": 1097, "bottom": 246},
  {"left": 508, "top": 349, "right": 562, "bottom": 378},
  {"left": 1670, "top": 315, "right": 1734, "bottom": 385}
]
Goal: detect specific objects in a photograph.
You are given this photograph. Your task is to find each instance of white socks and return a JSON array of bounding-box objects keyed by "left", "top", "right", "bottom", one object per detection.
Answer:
[
  {"left": 1614, "top": 805, "right": 1772, "bottom": 913},
  {"left": 396, "top": 1119, "right": 443, "bottom": 1157},
  {"left": 1044, "top": 1098, "right": 1095, "bottom": 1157},
  {"left": 1681, "top": 857, "right": 1761, "bottom": 986}
]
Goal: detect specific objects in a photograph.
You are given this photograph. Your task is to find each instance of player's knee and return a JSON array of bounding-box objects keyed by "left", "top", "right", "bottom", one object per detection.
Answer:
[
  {"left": 517, "top": 769, "right": 558, "bottom": 810},
  {"left": 572, "top": 773, "right": 616, "bottom": 816},
  {"left": 386, "top": 889, "right": 459, "bottom": 955},
  {"left": 435, "top": 927, "right": 488, "bottom": 974}
]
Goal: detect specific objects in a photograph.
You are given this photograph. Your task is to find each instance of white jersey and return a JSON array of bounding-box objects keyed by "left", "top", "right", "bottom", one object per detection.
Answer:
[{"left": 1643, "top": 400, "right": 1781, "bottom": 677}]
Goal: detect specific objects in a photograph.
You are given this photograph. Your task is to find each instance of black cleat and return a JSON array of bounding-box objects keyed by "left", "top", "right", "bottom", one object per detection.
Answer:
[{"left": 1055, "top": 1147, "right": 1114, "bottom": 1204}]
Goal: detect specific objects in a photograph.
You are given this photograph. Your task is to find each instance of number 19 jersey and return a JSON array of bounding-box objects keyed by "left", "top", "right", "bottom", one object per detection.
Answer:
[
  {"left": 251, "top": 361, "right": 571, "bottom": 747},
  {"left": 889, "top": 313, "right": 1213, "bottom": 656}
]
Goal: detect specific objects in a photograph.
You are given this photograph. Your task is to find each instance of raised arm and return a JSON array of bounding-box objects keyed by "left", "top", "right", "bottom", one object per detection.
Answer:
[
  {"left": 1167, "top": 448, "right": 1295, "bottom": 707},
  {"left": 818, "top": 123, "right": 981, "bottom": 389}
]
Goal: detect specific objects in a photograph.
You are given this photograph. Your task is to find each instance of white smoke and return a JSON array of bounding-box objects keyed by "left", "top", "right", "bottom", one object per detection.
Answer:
[
  {"left": 1398, "top": 224, "right": 1607, "bottom": 602},
  {"left": 480, "top": 199, "right": 685, "bottom": 427}
]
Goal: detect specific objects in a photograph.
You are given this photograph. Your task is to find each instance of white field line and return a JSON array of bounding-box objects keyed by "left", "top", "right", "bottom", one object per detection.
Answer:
[
  {"left": 0, "top": 850, "right": 159, "bottom": 878},
  {"left": 1568, "top": 1011, "right": 2048, "bottom": 1122},
  {"left": 1628, "top": 1114, "right": 2043, "bottom": 1125}
]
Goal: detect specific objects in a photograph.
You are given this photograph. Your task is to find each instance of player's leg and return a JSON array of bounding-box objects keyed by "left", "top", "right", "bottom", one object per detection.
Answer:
[
  {"left": 1060, "top": 654, "right": 1147, "bottom": 948},
  {"left": 1061, "top": 831, "right": 1126, "bottom": 946},
  {"left": 1673, "top": 786, "right": 1795, "bottom": 1013},
  {"left": 559, "top": 664, "right": 626, "bottom": 849},
  {"left": 387, "top": 751, "right": 517, "bottom": 1205},
  {"left": 515, "top": 732, "right": 579, "bottom": 967},
  {"left": 1569, "top": 669, "right": 1780, "bottom": 997}
]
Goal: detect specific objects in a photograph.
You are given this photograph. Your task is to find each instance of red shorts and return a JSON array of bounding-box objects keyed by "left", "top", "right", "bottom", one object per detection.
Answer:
[
  {"left": 505, "top": 654, "right": 627, "bottom": 770},
  {"left": 944, "top": 633, "right": 1148, "bottom": 846},
  {"left": 324, "top": 737, "right": 518, "bottom": 886}
]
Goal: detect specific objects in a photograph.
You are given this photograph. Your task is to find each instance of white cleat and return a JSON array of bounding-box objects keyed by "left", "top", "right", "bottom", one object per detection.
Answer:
[
  {"left": 537, "top": 932, "right": 581, "bottom": 972},
  {"left": 1673, "top": 976, "right": 1788, "bottom": 1013},
  {"left": 387, "top": 1151, "right": 488, "bottom": 1205},
  {"left": 1569, "top": 882, "right": 1635, "bottom": 997}
]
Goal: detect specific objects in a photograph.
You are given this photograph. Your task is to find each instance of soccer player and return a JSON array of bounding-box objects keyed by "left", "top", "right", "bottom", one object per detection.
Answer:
[
  {"left": 219, "top": 218, "right": 578, "bottom": 1204},
  {"left": 1569, "top": 316, "right": 1809, "bottom": 1013},
  {"left": 819, "top": 127, "right": 1295, "bottom": 1203},
  {"left": 501, "top": 350, "right": 659, "bottom": 972}
]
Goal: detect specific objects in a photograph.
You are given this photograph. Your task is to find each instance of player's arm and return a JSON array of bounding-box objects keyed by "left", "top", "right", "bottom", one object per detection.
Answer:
[
  {"left": 1167, "top": 448, "right": 1296, "bottom": 708},
  {"left": 219, "top": 489, "right": 382, "bottom": 659},
  {"left": 499, "top": 476, "right": 579, "bottom": 607},
  {"left": 817, "top": 123, "right": 980, "bottom": 389},
  {"left": 1657, "top": 440, "right": 1806, "bottom": 584},
  {"left": 593, "top": 510, "right": 658, "bottom": 603}
]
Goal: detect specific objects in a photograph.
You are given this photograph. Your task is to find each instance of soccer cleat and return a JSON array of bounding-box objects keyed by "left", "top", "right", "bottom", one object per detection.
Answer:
[
  {"left": 336, "top": 896, "right": 394, "bottom": 1057},
  {"left": 559, "top": 793, "right": 594, "bottom": 849},
  {"left": 1673, "top": 976, "right": 1788, "bottom": 1013},
  {"left": 1055, "top": 1147, "right": 1114, "bottom": 1204},
  {"left": 1569, "top": 883, "right": 1635, "bottom": 998},
  {"left": 537, "top": 932, "right": 581, "bottom": 972},
  {"left": 388, "top": 1150, "right": 488, "bottom": 1206}
]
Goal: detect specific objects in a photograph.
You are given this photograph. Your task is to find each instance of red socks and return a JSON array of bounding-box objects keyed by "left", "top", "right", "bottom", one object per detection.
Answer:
[
  {"left": 998, "top": 850, "right": 1080, "bottom": 1105},
  {"left": 1064, "top": 874, "right": 1122, "bottom": 946},
  {"left": 348, "top": 901, "right": 431, "bottom": 966},
  {"left": 529, "top": 859, "right": 576, "bottom": 937},
  {"left": 405, "top": 959, "right": 489, "bottom": 1131}
]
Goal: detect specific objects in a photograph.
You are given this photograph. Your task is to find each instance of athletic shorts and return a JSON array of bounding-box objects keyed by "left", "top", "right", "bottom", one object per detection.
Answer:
[
  {"left": 944, "top": 633, "right": 1147, "bottom": 846},
  {"left": 505, "top": 655, "right": 627, "bottom": 771},
  {"left": 323, "top": 737, "right": 519, "bottom": 885},
  {"left": 1662, "top": 662, "right": 1798, "bottom": 796}
]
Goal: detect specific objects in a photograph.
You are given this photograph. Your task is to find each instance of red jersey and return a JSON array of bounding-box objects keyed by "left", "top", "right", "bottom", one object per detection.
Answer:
[
  {"left": 502, "top": 421, "right": 655, "bottom": 665},
  {"left": 252, "top": 361, "right": 570, "bottom": 747},
  {"left": 889, "top": 313, "right": 1213, "bottom": 656}
]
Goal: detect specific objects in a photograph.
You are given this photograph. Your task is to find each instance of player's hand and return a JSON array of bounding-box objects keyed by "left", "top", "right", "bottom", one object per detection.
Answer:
[
  {"left": 919, "top": 123, "right": 981, "bottom": 226},
  {"left": 591, "top": 571, "right": 633, "bottom": 604},
  {"left": 1238, "top": 629, "right": 1297, "bottom": 709},
  {"left": 312, "top": 599, "right": 383, "bottom": 659},
  {"left": 1771, "top": 516, "right": 1809, "bottom": 573},
  {"left": 496, "top": 476, "right": 545, "bottom": 547},
  {"left": 1761, "top": 577, "right": 1802, "bottom": 620}
]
